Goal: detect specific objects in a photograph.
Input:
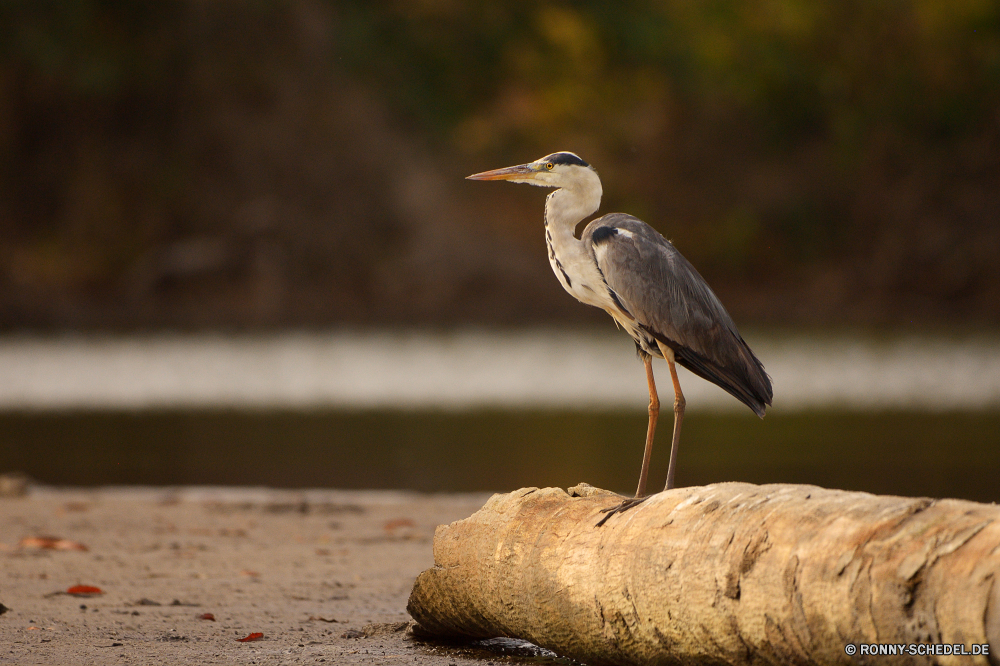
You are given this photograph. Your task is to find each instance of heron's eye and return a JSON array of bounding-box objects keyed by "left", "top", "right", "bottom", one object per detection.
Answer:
[{"left": 545, "top": 163, "right": 554, "bottom": 170}]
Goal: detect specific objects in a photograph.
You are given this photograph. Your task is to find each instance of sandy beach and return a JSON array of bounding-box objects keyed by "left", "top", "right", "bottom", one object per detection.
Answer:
[{"left": 0, "top": 485, "right": 517, "bottom": 665}]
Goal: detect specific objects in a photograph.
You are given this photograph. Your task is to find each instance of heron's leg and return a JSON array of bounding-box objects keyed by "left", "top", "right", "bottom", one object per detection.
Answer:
[
  {"left": 596, "top": 356, "right": 659, "bottom": 527},
  {"left": 634, "top": 354, "right": 659, "bottom": 498},
  {"left": 663, "top": 356, "right": 686, "bottom": 491}
]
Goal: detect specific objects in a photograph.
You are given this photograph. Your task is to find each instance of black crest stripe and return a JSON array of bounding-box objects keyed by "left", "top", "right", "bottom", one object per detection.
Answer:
[{"left": 547, "top": 152, "right": 590, "bottom": 168}]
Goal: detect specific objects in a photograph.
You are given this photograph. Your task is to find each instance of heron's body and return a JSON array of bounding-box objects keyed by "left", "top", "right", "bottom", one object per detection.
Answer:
[{"left": 468, "top": 152, "right": 772, "bottom": 521}]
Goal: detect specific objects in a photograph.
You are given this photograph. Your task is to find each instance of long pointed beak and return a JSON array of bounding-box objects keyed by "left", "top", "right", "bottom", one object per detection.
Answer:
[{"left": 466, "top": 164, "right": 537, "bottom": 181}]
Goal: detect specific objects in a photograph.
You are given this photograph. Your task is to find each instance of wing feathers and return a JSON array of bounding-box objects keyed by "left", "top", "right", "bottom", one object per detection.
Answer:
[{"left": 585, "top": 214, "right": 773, "bottom": 416}]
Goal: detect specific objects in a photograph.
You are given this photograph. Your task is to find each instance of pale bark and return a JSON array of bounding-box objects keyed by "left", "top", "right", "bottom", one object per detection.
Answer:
[{"left": 408, "top": 483, "right": 1000, "bottom": 665}]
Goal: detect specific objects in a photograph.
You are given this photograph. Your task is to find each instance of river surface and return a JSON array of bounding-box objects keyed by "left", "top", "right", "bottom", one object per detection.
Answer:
[
  {"left": 2, "top": 329, "right": 998, "bottom": 410},
  {"left": 1, "top": 330, "right": 997, "bottom": 502}
]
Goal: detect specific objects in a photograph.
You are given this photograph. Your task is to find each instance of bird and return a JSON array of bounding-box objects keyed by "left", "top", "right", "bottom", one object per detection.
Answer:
[{"left": 467, "top": 152, "right": 773, "bottom": 524}]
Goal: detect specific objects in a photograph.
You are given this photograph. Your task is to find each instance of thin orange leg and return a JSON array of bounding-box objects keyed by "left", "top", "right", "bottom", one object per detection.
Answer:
[
  {"left": 634, "top": 355, "right": 660, "bottom": 498},
  {"left": 596, "top": 355, "right": 661, "bottom": 526},
  {"left": 664, "top": 356, "right": 686, "bottom": 491}
]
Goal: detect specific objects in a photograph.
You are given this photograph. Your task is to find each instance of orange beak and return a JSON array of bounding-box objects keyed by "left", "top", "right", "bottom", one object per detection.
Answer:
[{"left": 466, "top": 164, "right": 537, "bottom": 181}]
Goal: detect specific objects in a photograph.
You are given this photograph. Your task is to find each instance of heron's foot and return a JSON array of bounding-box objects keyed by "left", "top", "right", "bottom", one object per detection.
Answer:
[{"left": 595, "top": 496, "right": 650, "bottom": 527}]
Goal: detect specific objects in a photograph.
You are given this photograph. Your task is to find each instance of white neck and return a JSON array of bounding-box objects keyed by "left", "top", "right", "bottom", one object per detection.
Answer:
[
  {"left": 542, "top": 168, "right": 606, "bottom": 306},
  {"left": 543, "top": 168, "right": 603, "bottom": 236}
]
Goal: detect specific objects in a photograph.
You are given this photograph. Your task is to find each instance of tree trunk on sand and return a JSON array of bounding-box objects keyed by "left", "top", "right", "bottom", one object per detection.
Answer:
[{"left": 407, "top": 483, "right": 1000, "bottom": 665}]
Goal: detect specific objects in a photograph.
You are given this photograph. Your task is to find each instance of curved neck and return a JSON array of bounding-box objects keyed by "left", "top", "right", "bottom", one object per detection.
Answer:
[
  {"left": 543, "top": 169, "right": 603, "bottom": 238},
  {"left": 541, "top": 169, "right": 606, "bottom": 305}
]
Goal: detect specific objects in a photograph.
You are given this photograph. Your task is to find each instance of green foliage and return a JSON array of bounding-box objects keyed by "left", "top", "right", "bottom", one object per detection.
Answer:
[
  {"left": 329, "top": 0, "right": 1000, "bottom": 296},
  {"left": 331, "top": 0, "right": 1000, "bottom": 148},
  {"left": 1, "top": 1, "right": 998, "bottom": 326}
]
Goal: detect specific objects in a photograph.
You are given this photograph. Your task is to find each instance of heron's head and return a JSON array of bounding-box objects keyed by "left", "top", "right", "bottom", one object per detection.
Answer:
[{"left": 467, "top": 152, "right": 598, "bottom": 190}]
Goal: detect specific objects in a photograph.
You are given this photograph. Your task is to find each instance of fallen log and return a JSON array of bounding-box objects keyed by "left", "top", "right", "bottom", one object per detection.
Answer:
[{"left": 408, "top": 483, "right": 1000, "bottom": 665}]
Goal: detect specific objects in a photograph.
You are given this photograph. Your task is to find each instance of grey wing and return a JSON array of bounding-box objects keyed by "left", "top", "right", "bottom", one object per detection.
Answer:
[{"left": 584, "top": 213, "right": 773, "bottom": 417}]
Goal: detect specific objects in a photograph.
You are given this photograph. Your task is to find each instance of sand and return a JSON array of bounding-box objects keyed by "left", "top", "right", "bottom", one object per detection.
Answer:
[{"left": 0, "top": 485, "right": 521, "bottom": 665}]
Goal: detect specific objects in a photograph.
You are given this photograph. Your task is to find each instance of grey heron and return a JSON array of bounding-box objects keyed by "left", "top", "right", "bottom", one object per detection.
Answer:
[{"left": 468, "top": 152, "right": 773, "bottom": 523}]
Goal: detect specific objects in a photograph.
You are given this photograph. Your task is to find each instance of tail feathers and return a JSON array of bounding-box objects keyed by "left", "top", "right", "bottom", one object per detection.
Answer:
[
  {"left": 639, "top": 324, "right": 773, "bottom": 417},
  {"left": 674, "top": 345, "right": 773, "bottom": 418}
]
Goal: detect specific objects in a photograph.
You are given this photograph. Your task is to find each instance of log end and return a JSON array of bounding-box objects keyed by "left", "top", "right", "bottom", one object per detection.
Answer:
[{"left": 409, "top": 484, "right": 620, "bottom": 640}]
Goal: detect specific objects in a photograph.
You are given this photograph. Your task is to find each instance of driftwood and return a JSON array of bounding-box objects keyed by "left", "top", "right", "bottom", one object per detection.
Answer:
[{"left": 408, "top": 483, "right": 1000, "bottom": 665}]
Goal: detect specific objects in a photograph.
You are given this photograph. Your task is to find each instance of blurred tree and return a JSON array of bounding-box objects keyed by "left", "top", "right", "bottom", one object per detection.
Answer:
[
  {"left": 335, "top": 0, "right": 1000, "bottom": 323},
  {"left": 0, "top": 0, "right": 997, "bottom": 329}
]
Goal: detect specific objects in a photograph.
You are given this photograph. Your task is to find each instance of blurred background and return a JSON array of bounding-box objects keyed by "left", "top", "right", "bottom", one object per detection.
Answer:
[{"left": 1, "top": 1, "right": 998, "bottom": 500}]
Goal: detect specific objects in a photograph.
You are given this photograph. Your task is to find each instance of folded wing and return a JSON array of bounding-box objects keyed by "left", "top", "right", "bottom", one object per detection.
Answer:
[{"left": 584, "top": 213, "right": 773, "bottom": 417}]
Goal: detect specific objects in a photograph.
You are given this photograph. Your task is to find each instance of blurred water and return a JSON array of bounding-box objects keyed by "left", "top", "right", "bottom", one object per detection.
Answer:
[
  {"left": 1, "top": 329, "right": 998, "bottom": 411},
  {"left": 2, "top": 409, "right": 998, "bottom": 502},
  {"left": 2, "top": 330, "right": 998, "bottom": 500}
]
